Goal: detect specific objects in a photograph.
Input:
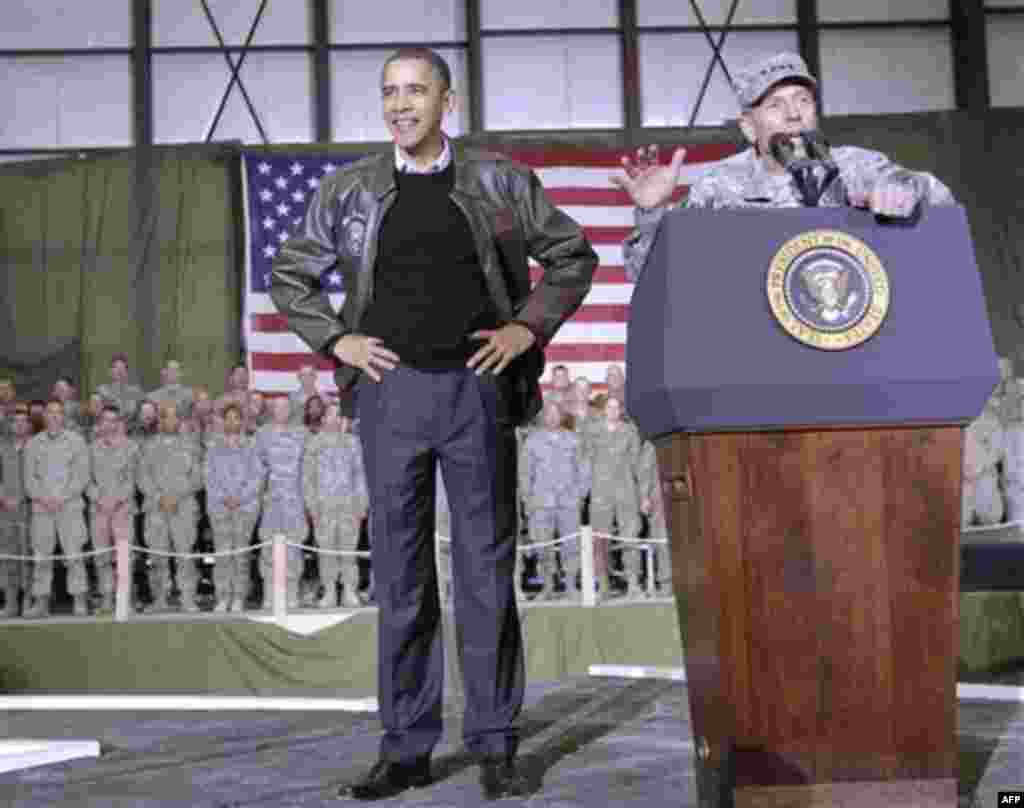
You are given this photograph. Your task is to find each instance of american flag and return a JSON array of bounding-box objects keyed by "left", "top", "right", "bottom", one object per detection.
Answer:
[{"left": 241, "top": 145, "right": 739, "bottom": 396}]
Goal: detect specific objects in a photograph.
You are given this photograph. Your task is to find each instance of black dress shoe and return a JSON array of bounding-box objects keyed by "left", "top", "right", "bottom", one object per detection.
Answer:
[
  {"left": 340, "top": 756, "right": 432, "bottom": 800},
  {"left": 479, "top": 756, "right": 533, "bottom": 800}
]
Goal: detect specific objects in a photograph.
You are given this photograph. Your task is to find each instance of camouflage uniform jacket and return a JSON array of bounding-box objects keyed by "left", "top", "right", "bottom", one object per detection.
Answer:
[
  {"left": 623, "top": 145, "right": 957, "bottom": 282},
  {"left": 637, "top": 441, "right": 664, "bottom": 510},
  {"left": 585, "top": 420, "right": 643, "bottom": 504},
  {"left": 254, "top": 425, "right": 307, "bottom": 532},
  {"left": 137, "top": 433, "right": 202, "bottom": 511},
  {"left": 203, "top": 436, "right": 265, "bottom": 517},
  {"left": 0, "top": 437, "right": 29, "bottom": 515},
  {"left": 87, "top": 437, "right": 140, "bottom": 509},
  {"left": 97, "top": 382, "right": 146, "bottom": 422},
  {"left": 302, "top": 431, "right": 368, "bottom": 512},
  {"left": 519, "top": 428, "right": 590, "bottom": 510},
  {"left": 23, "top": 429, "right": 90, "bottom": 507},
  {"left": 149, "top": 383, "right": 194, "bottom": 419}
]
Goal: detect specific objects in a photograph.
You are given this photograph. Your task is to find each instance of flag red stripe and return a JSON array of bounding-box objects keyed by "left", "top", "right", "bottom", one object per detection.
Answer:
[
  {"left": 502, "top": 143, "right": 738, "bottom": 168},
  {"left": 530, "top": 266, "right": 628, "bottom": 284},
  {"left": 251, "top": 303, "right": 630, "bottom": 335},
  {"left": 583, "top": 226, "right": 631, "bottom": 245},
  {"left": 251, "top": 342, "right": 627, "bottom": 372},
  {"left": 546, "top": 186, "right": 689, "bottom": 206}
]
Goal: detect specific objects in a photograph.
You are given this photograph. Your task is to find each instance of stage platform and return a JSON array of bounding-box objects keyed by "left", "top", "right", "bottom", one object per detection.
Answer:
[
  {"left": 0, "top": 676, "right": 1022, "bottom": 806},
  {"left": 3, "top": 595, "right": 1024, "bottom": 695}
]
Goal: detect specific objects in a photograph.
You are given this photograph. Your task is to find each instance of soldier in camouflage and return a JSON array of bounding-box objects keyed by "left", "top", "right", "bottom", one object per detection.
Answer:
[
  {"left": 97, "top": 354, "right": 146, "bottom": 428},
  {"left": 303, "top": 401, "right": 368, "bottom": 608},
  {"left": 255, "top": 395, "right": 308, "bottom": 609},
  {"left": 87, "top": 404, "right": 139, "bottom": 612},
  {"left": 289, "top": 365, "right": 321, "bottom": 426},
  {"left": 23, "top": 400, "right": 91, "bottom": 617},
  {"left": 638, "top": 440, "right": 671, "bottom": 595},
  {"left": 204, "top": 401, "right": 265, "bottom": 612},
  {"left": 0, "top": 379, "right": 16, "bottom": 440},
  {"left": 149, "top": 360, "right": 194, "bottom": 420},
  {"left": 138, "top": 400, "right": 203, "bottom": 611},
  {"left": 616, "top": 52, "right": 957, "bottom": 283},
  {"left": 585, "top": 396, "right": 644, "bottom": 598},
  {"left": 52, "top": 377, "right": 82, "bottom": 434},
  {"left": 519, "top": 401, "right": 590, "bottom": 600},
  {"left": 543, "top": 365, "right": 573, "bottom": 415},
  {"left": 0, "top": 404, "right": 32, "bottom": 617}
]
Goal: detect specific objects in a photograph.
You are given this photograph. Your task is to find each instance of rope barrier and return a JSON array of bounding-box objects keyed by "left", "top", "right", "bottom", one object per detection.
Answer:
[
  {"left": 132, "top": 542, "right": 274, "bottom": 560},
  {"left": 0, "top": 546, "right": 116, "bottom": 562},
  {"left": 282, "top": 541, "right": 371, "bottom": 558}
]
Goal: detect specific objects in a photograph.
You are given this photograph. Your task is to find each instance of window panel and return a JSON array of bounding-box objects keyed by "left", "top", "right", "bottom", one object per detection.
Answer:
[
  {"left": 640, "top": 30, "right": 798, "bottom": 126},
  {"left": 0, "top": 0, "right": 132, "bottom": 49},
  {"left": 481, "top": 0, "right": 617, "bottom": 30},
  {"left": 986, "top": 1, "right": 1024, "bottom": 6},
  {"left": 330, "top": 0, "right": 466, "bottom": 43},
  {"left": 483, "top": 36, "right": 622, "bottom": 129},
  {"left": 987, "top": 17, "right": 1024, "bottom": 107},
  {"left": 331, "top": 49, "right": 469, "bottom": 142},
  {"left": 0, "top": 56, "right": 132, "bottom": 149},
  {"left": 638, "top": 0, "right": 796, "bottom": 27},
  {"left": 153, "top": 0, "right": 310, "bottom": 47},
  {"left": 818, "top": 0, "right": 948, "bottom": 22},
  {"left": 819, "top": 29, "right": 953, "bottom": 115},
  {"left": 153, "top": 53, "right": 314, "bottom": 144}
]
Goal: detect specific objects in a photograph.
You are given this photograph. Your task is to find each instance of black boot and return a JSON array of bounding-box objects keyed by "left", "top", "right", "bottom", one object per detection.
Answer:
[
  {"left": 479, "top": 756, "right": 534, "bottom": 800},
  {"left": 340, "top": 756, "right": 432, "bottom": 801}
]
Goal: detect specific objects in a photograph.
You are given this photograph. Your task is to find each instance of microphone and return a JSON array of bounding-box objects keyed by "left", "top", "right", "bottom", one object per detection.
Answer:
[{"left": 769, "top": 131, "right": 842, "bottom": 207}]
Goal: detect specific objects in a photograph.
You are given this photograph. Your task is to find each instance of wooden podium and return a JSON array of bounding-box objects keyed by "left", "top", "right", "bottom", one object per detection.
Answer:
[{"left": 626, "top": 206, "right": 999, "bottom": 808}]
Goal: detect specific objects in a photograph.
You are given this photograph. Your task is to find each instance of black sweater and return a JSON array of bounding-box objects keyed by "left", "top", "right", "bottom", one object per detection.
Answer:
[{"left": 359, "top": 165, "right": 500, "bottom": 370}]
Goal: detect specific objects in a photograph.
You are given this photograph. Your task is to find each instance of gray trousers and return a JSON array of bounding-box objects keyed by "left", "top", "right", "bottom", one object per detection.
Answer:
[{"left": 356, "top": 365, "right": 524, "bottom": 764}]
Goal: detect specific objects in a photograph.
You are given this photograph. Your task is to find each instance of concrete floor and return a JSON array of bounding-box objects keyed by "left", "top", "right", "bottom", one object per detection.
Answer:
[{"left": 1, "top": 678, "right": 1023, "bottom": 807}]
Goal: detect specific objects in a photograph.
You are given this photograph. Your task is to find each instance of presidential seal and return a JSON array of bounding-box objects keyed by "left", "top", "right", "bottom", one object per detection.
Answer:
[{"left": 766, "top": 230, "right": 890, "bottom": 350}]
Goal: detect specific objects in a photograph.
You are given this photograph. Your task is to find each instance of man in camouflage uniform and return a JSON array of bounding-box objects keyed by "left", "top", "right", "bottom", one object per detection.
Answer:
[
  {"left": 585, "top": 397, "right": 644, "bottom": 598},
  {"left": 519, "top": 401, "right": 589, "bottom": 600},
  {"left": 87, "top": 404, "right": 139, "bottom": 612},
  {"left": 289, "top": 364, "right": 321, "bottom": 426},
  {"left": 204, "top": 401, "right": 264, "bottom": 612},
  {"left": 543, "top": 365, "right": 573, "bottom": 415},
  {"left": 130, "top": 399, "right": 160, "bottom": 442},
  {"left": 52, "top": 377, "right": 81, "bottom": 433},
  {"left": 97, "top": 354, "right": 146, "bottom": 428},
  {"left": 138, "top": 400, "right": 203, "bottom": 611},
  {"left": 0, "top": 379, "right": 16, "bottom": 440},
  {"left": 150, "top": 360, "right": 194, "bottom": 420},
  {"left": 23, "top": 400, "right": 91, "bottom": 616},
  {"left": 617, "top": 52, "right": 956, "bottom": 283},
  {"left": 0, "top": 404, "right": 32, "bottom": 617},
  {"left": 256, "top": 395, "right": 308, "bottom": 609},
  {"left": 303, "top": 401, "right": 368, "bottom": 608},
  {"left": 638, "top": 440, "right": 671, "bottom": 595}
]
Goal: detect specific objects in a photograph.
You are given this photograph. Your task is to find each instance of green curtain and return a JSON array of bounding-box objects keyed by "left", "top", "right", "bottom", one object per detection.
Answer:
[{"left": 0, "top": 145, "right": 240, "bottom": 401}]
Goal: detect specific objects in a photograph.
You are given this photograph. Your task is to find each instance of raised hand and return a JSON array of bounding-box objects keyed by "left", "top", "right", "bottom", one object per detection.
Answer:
[{"left": 611, "top": 145, "right": 688, "bottom": 210}]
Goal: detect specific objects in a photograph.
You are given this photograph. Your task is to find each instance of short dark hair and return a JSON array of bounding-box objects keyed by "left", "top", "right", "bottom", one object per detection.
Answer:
[
  {"left": 382, "top": 47, "right": 452, "bottom": 91},
  {"left": 222, "top": 401, "right": 244, "bottom": 420},
  {"left": 100, "top": 404, "right": 122, "bottom": 419}
]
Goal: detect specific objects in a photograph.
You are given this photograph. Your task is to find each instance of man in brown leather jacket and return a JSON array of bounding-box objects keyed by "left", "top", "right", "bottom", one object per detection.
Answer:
[{"left": 270, "top": 47, "right": 596, "bottom": 801}]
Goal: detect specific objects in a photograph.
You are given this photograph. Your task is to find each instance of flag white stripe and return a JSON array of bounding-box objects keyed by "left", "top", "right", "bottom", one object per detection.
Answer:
[
  {"left": 559, "top": 206, "right": 634, "bottom": 228},
  {"left": 534, "top": 162, "right": 721, "bottom": 190}
]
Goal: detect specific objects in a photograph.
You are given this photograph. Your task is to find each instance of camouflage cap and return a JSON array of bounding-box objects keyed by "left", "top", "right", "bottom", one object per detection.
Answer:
[{"left": 733, "top": 52, "right": 817, "bottom": 110}]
